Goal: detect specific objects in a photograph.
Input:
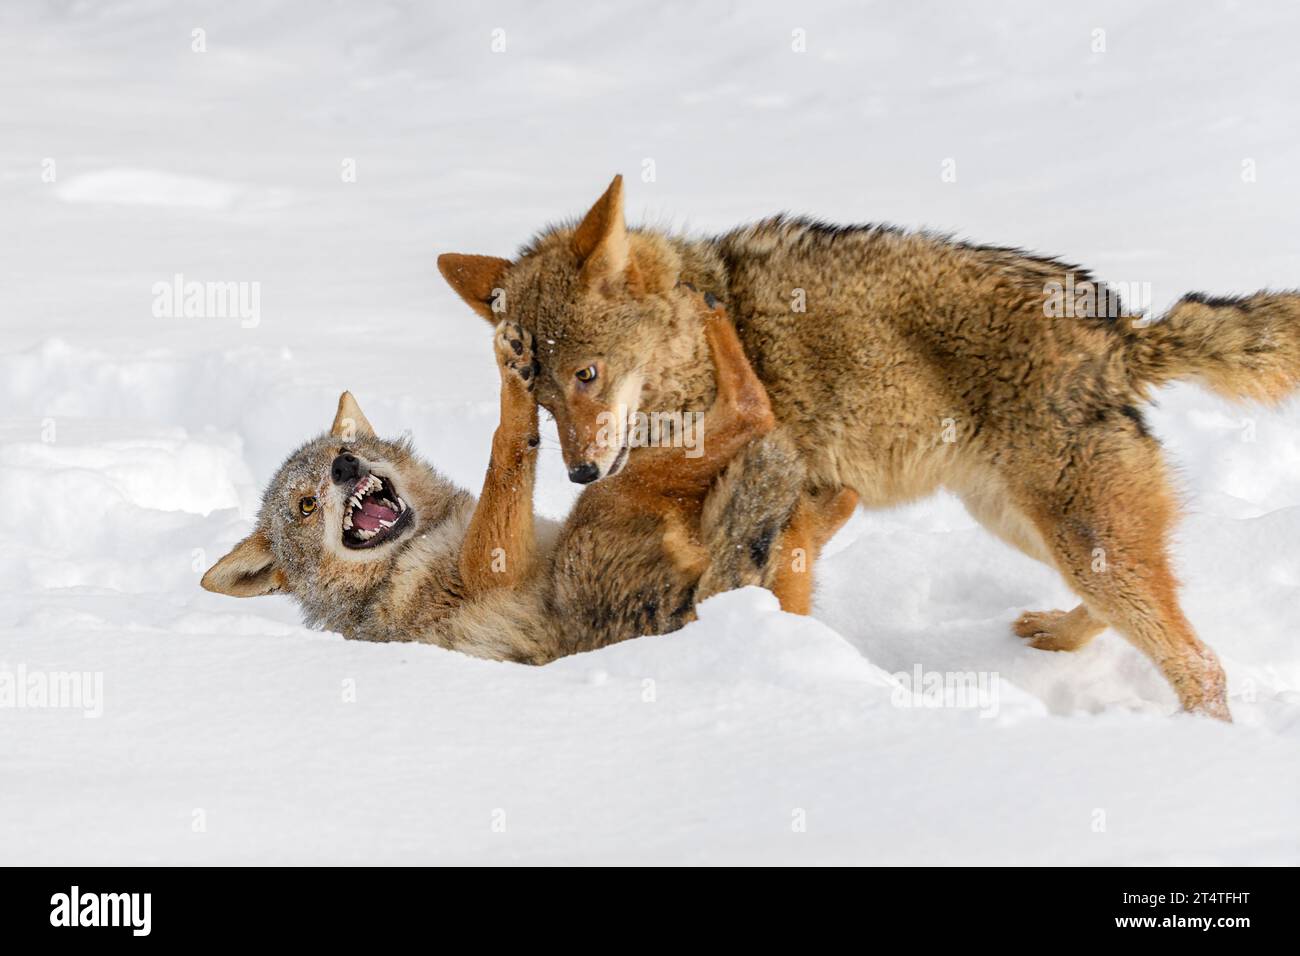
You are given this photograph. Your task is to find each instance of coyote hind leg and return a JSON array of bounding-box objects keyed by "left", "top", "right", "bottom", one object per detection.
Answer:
[
  {"left": 960, "top": 480, "right": 1107, "bottom": 652},
  {"left": 694, "top": 432, "right": 804, "bottom": 604},
  {"left": 770, "top": 486, "right": 859, "bottom": 615},
  {"left": 619, "top": 300, "right": 773, "bottom": 496},
  {"left": 1013, "top": 435, "right": 1230, "bottom": 720}
]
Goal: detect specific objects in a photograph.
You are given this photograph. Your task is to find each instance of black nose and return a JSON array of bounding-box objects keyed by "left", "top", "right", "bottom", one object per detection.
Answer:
[
  {"left": 331, "top": 453, "right": 362, "bottom": 485},
  {"left": 568, "top": 461, "right": 600, "bottom": 484}
]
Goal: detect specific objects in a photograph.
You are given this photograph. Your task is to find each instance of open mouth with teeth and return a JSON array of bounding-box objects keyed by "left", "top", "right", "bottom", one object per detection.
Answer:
[{"left": 341, "top": 473, "right": 412, "bottom": 549}]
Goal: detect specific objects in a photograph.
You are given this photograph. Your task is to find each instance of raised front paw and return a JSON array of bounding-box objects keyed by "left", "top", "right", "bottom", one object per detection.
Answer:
[{"left": 494, "top": 320, "right": 538, "bottom": 391}]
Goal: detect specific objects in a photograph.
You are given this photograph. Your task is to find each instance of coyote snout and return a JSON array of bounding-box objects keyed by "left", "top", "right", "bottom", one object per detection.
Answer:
[
  {"left": 201, "top": 392, "right": 430, "bottom": 606},
  {"left": 330, "top": 452, "right": 362, "bottom": 485},
  {"left": 338, "top": 465, "right": 412, "bottom": 549},
  {"left": 554, "top": 377, "right": 642, "bottom": 484},
  {"left": 564, "top": 423, "right": 631, "bottom": 484},
  {"left": 567, "top": 461, "right": 601, "bottom": 484},
  {"left": 434, "top": 172, "right": 1300, "bottom": 719}
]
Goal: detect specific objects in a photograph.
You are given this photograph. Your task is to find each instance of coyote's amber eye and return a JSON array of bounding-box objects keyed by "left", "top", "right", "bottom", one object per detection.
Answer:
[
  {"left": 575, "top": 366, "right": 597, "bottom": 383},
  {"left": 299, "top": 496, "right": 317, "bottom": 516}
]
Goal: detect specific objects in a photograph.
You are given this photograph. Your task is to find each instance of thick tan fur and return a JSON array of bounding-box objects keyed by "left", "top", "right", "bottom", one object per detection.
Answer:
[
  {"left": 202, "top": 300, "right": 822, "bottom": 663},
  {"left": 440, "top": 176, "right": 1300, "bottom": 719}
]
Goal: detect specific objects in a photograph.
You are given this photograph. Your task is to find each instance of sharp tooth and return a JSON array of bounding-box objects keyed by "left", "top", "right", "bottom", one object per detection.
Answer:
[
  {"left": 379, "top": 519, "right": 394, "bottom": 528},
  {"left": 343, "top": 513, "right": 352, "bottom": 529},
  {"left": 396, "top": 497, "right": 405, "bottom": 511}
]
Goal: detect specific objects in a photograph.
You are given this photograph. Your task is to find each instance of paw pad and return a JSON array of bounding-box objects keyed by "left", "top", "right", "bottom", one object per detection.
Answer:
[{"left": 494, "top": 321, "right": 537, "bottom": 391}]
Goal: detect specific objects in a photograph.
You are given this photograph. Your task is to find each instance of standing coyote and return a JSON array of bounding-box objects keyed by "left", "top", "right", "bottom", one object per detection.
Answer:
[
  {"left": 202, "top": 296, "right": 854, "bottom": 661},
  {"left": 440, "top": 175, "right": 1300, "bottom": 718}
]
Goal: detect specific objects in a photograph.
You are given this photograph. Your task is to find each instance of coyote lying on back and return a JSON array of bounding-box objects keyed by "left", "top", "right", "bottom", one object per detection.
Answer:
[
  {"left": 202, "top": 295, "right": 855, "bottom": 661},
  {"left": 440, "top": 175, "right": 1300, "bottom": 718}
]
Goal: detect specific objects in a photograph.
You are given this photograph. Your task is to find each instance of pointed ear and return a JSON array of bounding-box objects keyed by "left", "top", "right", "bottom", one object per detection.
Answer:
[
  {"left": 437, "top": 253, "right": 511, "bottom": 322},
  {"left": 201, "top": 529, "right": 285, "bottom": 598},
  {"left": 572, "top": 174, "right": 629, "bottom": 288},
  {"left": 331, "top": 391, "right": 375, "bottom": 439}
]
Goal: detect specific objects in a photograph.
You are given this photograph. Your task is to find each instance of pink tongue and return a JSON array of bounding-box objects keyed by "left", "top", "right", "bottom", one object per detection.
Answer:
[
  {"left": 353, "top": 497, "right": 398, "bottom": 531},
  {"left": 352, "top": 512, "right": 382, "bottom": 532},
  {"left": 361, "top": 498, "right": 398, "bottom": 522}
]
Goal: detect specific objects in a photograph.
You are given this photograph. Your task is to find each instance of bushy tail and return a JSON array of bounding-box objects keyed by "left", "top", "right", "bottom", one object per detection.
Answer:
[{"left": 1127, "top": 291, "right": 1300, "bottom": 403}]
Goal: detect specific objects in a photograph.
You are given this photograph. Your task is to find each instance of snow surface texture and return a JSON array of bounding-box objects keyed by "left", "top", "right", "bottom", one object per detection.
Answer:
[{"left": 2, "top": 0, "right": 1298, "bottom": 864}]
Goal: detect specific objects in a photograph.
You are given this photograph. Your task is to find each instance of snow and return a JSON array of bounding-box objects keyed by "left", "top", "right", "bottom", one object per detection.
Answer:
[{"left": 2, "top": 0, "right": 1298, "bottom": 864}]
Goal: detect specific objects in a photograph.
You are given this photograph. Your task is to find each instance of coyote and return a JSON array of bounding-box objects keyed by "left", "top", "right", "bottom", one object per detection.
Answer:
[
  {"left": 202, "top": 297, "right": 854, "bottom": 661},
  {"left": 440, "top": 175, "right": 1300, "bottom": 718}
]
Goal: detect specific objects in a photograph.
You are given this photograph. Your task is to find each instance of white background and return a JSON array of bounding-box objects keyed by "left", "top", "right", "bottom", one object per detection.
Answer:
[{"left": 1, "top": 0, "right": 1297, "bottom": 863}]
